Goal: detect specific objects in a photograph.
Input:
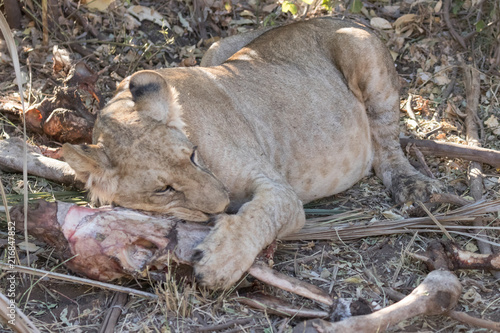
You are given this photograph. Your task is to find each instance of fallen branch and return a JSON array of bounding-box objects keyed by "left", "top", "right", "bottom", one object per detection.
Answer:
[
  {"left": 99, "top": 292, "right": 129, "bottom": 333},
  {"left": 399, "top": 138, "right": 500, "bottom": 168},
  {"left": 0, "top": 138, "right": 82, "bottom": 188},
  {"left": 411, "top": 240, "right": 500, "bottom": 271},
  {"left": 463, "top": 64, "right": 499, "bottom": 279}
]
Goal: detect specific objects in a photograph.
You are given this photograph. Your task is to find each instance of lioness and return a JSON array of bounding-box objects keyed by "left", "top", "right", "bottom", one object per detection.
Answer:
[{"left": 63, "top": 18, "right": 440, "bottom": 288}]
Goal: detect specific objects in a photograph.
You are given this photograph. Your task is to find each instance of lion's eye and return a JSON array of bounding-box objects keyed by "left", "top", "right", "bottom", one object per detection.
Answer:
[
  {"left": 155, "top": 185, "right": 175, "bottom": 194},
  {"left": 190, "top": 146, "right": 199, "bottom": 166}
]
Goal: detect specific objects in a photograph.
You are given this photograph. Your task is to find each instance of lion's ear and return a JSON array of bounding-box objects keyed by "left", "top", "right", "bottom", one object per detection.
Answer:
[
  {"left": 129, "top": 70, "right": 185, "bottom": 131},
  {"left": 61, "top": 143, "right": 113, "bottom": 183}
]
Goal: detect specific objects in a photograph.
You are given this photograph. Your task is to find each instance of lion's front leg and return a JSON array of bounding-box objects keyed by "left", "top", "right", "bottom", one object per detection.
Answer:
[{"left": 191, "top": 178, "right": 305, "bottom": 289}]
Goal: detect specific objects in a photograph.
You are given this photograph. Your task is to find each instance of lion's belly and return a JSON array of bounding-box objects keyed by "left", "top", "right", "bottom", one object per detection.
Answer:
[
  {"left": 276, "top": 101, "right": 373, "bottom": 203},
  {"left": 243, "top": 67, "right": 374, "bottom": 203}
]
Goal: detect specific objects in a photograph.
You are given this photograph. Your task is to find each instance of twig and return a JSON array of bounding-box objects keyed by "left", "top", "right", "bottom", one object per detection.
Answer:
[
  {"left": 195, "top": 317, "right": 253, "bottom": 332},
  {"left": 448, "top": 311, "right": 500, "bottom": 331},
  {"left": 422, "top": 125, "right": 443, "bottom": 138},
  {"left": 409, "top": 144, "right": 435, "bottom": 178},
  {"left": 236, "top": 293, "right": 329, "bottom": 318},
  {"left": 399, "top": 138, "right": 500, "bottom": 168},
  {"left": 42, "top": 0, "right": 48, "bottom": 46},
  {"left": 405, "top": 93, "right": 416, "bottom": 120},
  {"left": 416, "top": 201, "right": 453, "bottom": 240},
  {"left": 63, "top": 0, "right": 100, "bottom": 39},
  {"left": 442, "top": 67, "right": 458, "bottom": 100},
  {"left": 99, "top": 292, "right": 129, "bottom": 333},
  {"left": 429, "top": 193, "right": 472, "bottom": 207},
  {"left": 363, "top": 269, "right": 405, "bottom": 302},
  {"left": 247, "top": 262, "right": 333, "bottom": 306},
  {"left": 442, "top": 0, "right": 467, "bottom": 48},
  {"left": 0, "top": 263, "right": 158, "bottom": 299},
  {"left": 0, "top": 291, "right": 40, "bottom": 333}
]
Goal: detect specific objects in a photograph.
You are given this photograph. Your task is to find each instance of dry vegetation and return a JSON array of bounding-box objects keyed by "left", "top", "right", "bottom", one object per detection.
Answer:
[{"left": 0, "top": 0, "right": 499, "bottom": 332}]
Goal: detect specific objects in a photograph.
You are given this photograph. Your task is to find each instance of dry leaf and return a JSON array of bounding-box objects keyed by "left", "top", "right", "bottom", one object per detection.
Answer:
[
  {"left": 262, "top": 4, "right": 278, "bottom": 12},
  {"left": 240, "top": 10, "right": 256, "bottom": 18},
  {"left": 484, "top": 115, "right": 499, "bottom": 128},
  {"left": 394, "top": 14, "right": 418, "bottom": 31},
  {"left": 124, "top": 13, "right": 141, "bottom": 31},
  {"left": 382, "top": 210, "right": 404, "bottom": 220},
  {"left": 179, "top": 57, "right": 197, "bottom": 67},
  {"left": 432, "top": 73, "right": 450, "bottom": 85},
  {"left": 370, "top": 17, "right": 392, "bottom": 30},
  {"left": 18, "top": 241, "right": 39, "bottom": 252},
  {"left": 434, "top": 0, "right": 443, "bottom": 13},
  {"left": 82, "top": 0, "right": 115, "bottom": 11},
  {"left": 127, "top": 5, "right": 171, "bottom": 29}
]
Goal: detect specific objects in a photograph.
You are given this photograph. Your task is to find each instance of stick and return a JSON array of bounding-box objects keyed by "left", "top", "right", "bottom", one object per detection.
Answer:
[
  {"left": 399, "top": 138, "right": 500, "bottom": 168},
  {"left": 236, "top": 293, "right": 329, "bottom": 318},
  {"left": 409, "top": 144, "right": 435, "bottom": 178},
  {"left": 99, "top": 292, "right": 128, "bottom": 333},
  {"left": 247, "top": 262, "right": 333, "bottom": 306},
  {"left": 443, "top": 0, "right": 467, "bottom": 48},
  {"left": 0, "top": 138, "right": 82, "bottom": 187},
  {"left": 0, "top": 263, "right": 158, "bottom": 299},
  {"left": 463, "top": 65, "right": 500, "bottom": 279},
  {"left": 0, "top": 291, "right": 40, "bottom": 333},
  {"left": 448, "top": 311, "right": 500, "bottom": 331},
  {"left": 411, "top": 240, "right": 500, "bottom": 271}
]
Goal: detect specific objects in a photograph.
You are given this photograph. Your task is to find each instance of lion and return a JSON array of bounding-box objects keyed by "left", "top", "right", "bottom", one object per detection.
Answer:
[{"left": 62, "top": 17, "right": 440, "bottom": 289}]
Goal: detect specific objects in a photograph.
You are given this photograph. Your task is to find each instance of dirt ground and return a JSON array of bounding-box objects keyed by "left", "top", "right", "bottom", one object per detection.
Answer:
[{"left": 0, "top": 0, "right": 499, "bottom": 332}]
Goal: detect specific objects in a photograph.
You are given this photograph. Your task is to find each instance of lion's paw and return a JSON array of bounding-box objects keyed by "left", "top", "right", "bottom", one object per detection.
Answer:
[
  {"left": 191, "top": 215, "right": 259, "bottom": 289},
  {"left": 390, "top": 172, "right": 442, "bottom": 204}
]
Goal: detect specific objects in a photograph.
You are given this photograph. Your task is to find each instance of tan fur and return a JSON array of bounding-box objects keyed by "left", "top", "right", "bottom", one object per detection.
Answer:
[{"left": 63, "top": 18, "right": 440, "bottom": 288}]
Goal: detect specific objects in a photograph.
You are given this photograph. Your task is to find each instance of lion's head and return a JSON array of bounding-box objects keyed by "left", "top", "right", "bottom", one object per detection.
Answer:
[{"left": 62, "top": 70, "right": 230, "bottom": 221}]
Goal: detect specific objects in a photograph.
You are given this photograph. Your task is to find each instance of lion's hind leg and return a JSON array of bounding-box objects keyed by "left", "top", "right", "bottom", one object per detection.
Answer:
[{"left": 330, "top": 25, "right": 441, "bottom": 204}]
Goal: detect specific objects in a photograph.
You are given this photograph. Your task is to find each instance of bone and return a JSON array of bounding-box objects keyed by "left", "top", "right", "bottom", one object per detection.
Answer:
[
  {"left": 294, "top": 270, "right": 462, "bottom": 333},
  {"left": 10, "top": 200, "right": 209, "bottom": 281},
  {"left": 10, "top": 201, "right": 339, "bottom": 306}
]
